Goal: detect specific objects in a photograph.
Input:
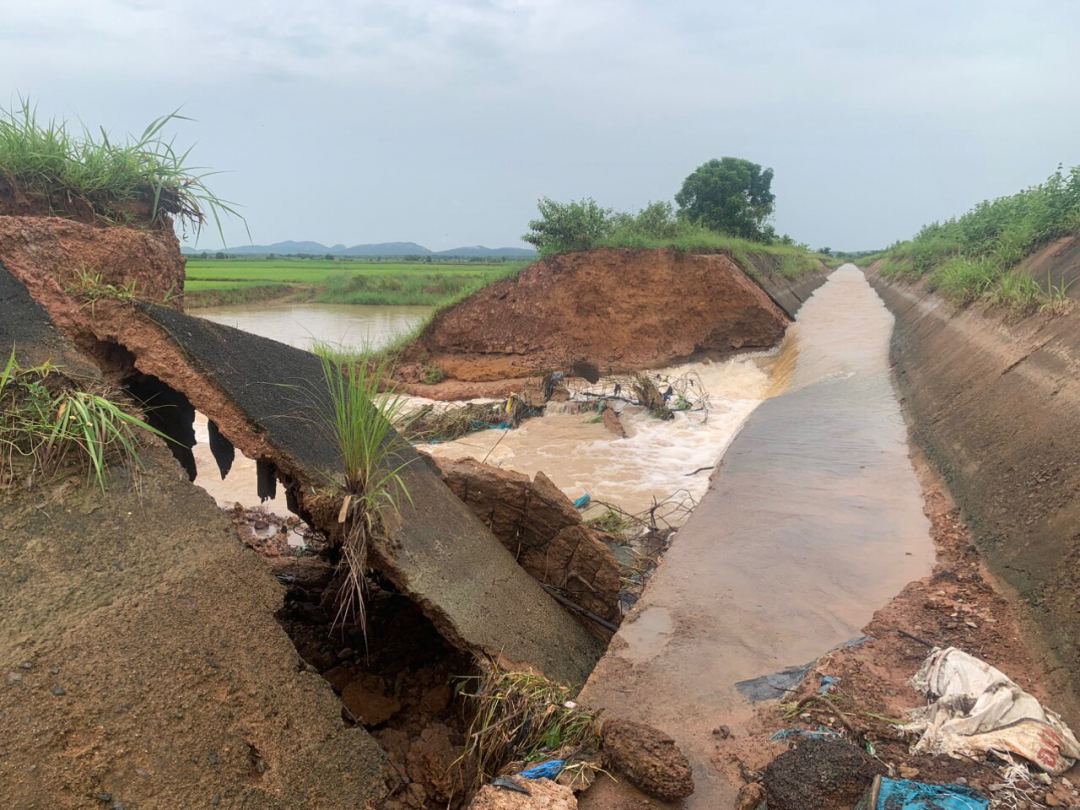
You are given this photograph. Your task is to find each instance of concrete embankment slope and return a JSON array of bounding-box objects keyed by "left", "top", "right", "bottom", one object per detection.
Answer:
[
  {"left": 866, "top": 266, "right": 1080, "bottom": 720},
  {"left": 580, "top": 265, "right": 933, "bottom": 808}
]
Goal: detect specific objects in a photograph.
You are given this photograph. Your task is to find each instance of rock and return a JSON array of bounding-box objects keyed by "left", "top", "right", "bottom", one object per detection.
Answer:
[
  {"left": 341, "top": 681, "right": 401, "bottom": 726},
  {"left": 467, "top": 777, "right": 576, "bottom": 809},
  {"left": 601, "top": 718, "right": 693, "bottom": 800},
  {"left": 7, "top": 672, "right": 23, "bottom": 685},
  {"left": 50, "top": 684, "right": 66, "bottom": 696},
  {"left": 322, "top": 665, "right": 354, "bottom": 693},
  {"left": 433, "top": 457, "right": 622, "bottom": 627},
  {"left": 762, "top": 739, "right": 884, "bottom": 810},
  {"left": 420, "top": 684, "right": 452, "bottom": 715},
  {"left": 736, "top": 782, "right": 765, "bottom": 810},
  {"left": 600, "top": 405, "right": 626, "bottom": 438},
  {"left": 405, "top": 724, "right": 463, "bottom": 804},
  {"left": 713, "top": 725, "right": 731, "bottom": 739},
  {"left": 898, "top": 764, "right": 919, "bottom": 779}
]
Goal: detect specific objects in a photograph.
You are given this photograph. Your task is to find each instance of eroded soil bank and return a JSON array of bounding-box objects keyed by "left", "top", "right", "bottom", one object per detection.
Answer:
[
  {"left": 396, "top": 248, "right": 806, "bottom": 384},
  {"left": 578, "top": 266, "right": 936, "bottom": 808}
]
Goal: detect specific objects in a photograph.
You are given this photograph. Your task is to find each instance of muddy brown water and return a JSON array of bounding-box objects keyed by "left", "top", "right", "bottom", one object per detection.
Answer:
[
  {"left": 190, "top": 303, "right": 782, "bottom": 522},
  {"left": 579, "top": 265, "right": 935, "bottom": 809}
]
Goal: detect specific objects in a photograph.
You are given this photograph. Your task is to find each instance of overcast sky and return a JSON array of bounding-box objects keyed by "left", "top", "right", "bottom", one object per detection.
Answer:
[{"left": 4, "top": 0, "right": 1079, "bottom": 251}]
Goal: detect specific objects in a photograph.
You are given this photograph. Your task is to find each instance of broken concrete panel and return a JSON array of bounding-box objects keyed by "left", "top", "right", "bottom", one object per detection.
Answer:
[
  {"left": 0, "top": 265, "right": 388, "bottom": 808},
  {"left": 131, "top": 305, "right": 603, "bottom": 685},
  {"left": 433, "top": 456, "right": 622, "bottom": 627},
  {"left": 0, "top": 260, "right": 98, "bottom": 376}
]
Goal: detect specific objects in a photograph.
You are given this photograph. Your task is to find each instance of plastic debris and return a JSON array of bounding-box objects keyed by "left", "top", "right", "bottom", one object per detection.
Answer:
[
  {"left": 770, "top": 726, "right": 842, "bottom": 742},
  {"left": 573, "top": 493, "right": 591, "bottom": 509},
  {"left": 818, "top": 675, "right": 839, "bottom": 694},
  {"left": 491, "top": 775, "right": 530, "bottom": 795},
  {"left": 855, "top": 775, "right": 988, "bottom": 810},
  {"left": 904, "top": 647, "right": 1080, "bottom": 775},
  {"left": 518, "top": 760, "right": 565, "bottom": 780}
]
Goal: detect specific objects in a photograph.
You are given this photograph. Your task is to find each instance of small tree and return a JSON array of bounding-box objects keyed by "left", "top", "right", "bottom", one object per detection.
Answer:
[
  {"left": 522, "top": 197, "right": 613, "bottom": 254},
  {"left": 675, "top": 157, "right": 776, "bottom": 241}
]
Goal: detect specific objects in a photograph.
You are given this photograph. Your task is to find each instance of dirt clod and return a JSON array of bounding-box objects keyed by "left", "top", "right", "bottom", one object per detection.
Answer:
[
  {"left": 762, "top": 739, "right": 883, "bottom": 810},
  {"left": 467, "top": 777, "right": 577, "bottom": 809},
  {"left": 601, "top": 719, "right": 694, "bottom": 800}
]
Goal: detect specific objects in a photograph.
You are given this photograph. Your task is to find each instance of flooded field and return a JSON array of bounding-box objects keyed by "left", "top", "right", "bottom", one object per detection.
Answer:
[{"left": 196, "top": 302, "right": 432, "bottom": 351}]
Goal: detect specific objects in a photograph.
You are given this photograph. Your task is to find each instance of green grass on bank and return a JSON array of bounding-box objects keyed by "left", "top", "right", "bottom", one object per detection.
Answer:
[
  {"left": 0, "top": 99, "right": 239, "bottom": 239},
  {"left": 877, "top": 165, "right": 1080, "bottom": 311},
  {"left": 184, "top": 258, "right": 526, "bottom": 308}
]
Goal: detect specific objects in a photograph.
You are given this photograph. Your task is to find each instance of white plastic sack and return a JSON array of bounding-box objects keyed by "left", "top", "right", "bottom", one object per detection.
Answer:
[{"left": 903, "top": 647, "right": 1080, "bottom": 775}]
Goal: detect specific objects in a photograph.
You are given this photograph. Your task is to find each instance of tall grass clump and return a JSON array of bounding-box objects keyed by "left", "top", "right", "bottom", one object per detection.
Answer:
[
  {"left": 457, "top": 665, "right": 604, "bottom": 791},
  {"left": 0, "top": 348, "right": 164, "bottom": 489},
  {"left": 0, "top": 98, "right": 242, "bottom": 241},
  {"left": 316, "top": 350, "right": 414, "bottom": 637}
]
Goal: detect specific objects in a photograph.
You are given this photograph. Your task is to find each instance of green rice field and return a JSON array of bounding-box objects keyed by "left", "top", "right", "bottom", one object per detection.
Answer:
[{"left": 183, "top": 257, "right": 528, "bottom": 307}]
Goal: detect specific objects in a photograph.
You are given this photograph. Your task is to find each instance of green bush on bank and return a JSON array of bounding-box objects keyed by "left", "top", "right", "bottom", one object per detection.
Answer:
[{"left": 880, "top": 166, "right": 1080, "bottom": 308}]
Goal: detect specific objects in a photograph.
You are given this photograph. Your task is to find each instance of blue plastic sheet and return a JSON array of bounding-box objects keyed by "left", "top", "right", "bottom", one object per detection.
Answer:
[
  {"left": 857, "top": 776, "right": 989, "bottom": 810},
  {"left": 769, "top": 726, "right": 842, "bottom": 742},
  {"left": 573, "top": 493, "right": 591, "bottom": 509},
  {"left": 518, "top": 759, "right": 565, "bottom": 779}
]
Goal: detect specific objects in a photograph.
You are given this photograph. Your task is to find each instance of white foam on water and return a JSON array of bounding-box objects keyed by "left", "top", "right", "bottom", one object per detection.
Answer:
[{"left": 421, "top": 352, "right": 777, "bottom": 520}]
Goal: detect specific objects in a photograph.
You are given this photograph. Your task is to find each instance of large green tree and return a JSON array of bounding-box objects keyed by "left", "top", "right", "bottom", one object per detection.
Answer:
[{"left": 675, "top": 157, "right": 776, "bottom": 241}]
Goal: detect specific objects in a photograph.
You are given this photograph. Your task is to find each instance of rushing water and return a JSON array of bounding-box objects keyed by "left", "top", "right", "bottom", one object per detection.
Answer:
[
  {"left": 418, "top": 353, "right": 779, "bottom": 519},
  {"left": 188, "top": 302, "right": 781, "bottom": 521}
]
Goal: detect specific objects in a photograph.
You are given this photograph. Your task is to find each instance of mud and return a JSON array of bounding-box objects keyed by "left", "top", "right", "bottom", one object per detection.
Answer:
[
  {"left": 866, "top": 265, "right": 1080, "bottom": 725},
  {"left": 398, "top": 248, "right": 791, "bottom": 383},
  {"left": 0, "top": 215, "right": 185, "bottom": 310}
]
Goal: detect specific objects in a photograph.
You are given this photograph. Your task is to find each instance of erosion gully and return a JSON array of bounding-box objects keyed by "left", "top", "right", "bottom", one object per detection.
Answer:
[
  {"left": 578, "top": 264, "right": 934, "bottom": 808},
  {"left": 191, "top": 265, "right": 934, "bottom": 807}
]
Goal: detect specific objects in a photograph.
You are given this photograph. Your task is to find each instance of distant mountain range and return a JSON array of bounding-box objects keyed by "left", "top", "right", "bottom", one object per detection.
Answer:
[{"left": 181, "top": 240, "right": 537, "bottom": 258}]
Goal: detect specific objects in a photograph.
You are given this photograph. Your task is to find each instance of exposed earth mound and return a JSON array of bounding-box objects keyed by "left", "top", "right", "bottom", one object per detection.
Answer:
[{"left": 399, "top": 248, "right": 792, "bottom": 383}]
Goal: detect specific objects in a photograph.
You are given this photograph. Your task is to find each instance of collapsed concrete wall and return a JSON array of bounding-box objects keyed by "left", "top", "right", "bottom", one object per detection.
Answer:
[
  {"left": 866, "top": 267, "right": 1080, "bottom": 723},
  {"left": 398, "top": 248, "right": 793, "bottom": 383},
  {"left": 0, "top": 267, "right": 388, "bottom": 808},
  {"left": 0, "top": 216, "right": 602, "bottom": 687},
  {"left": 431, "top": 456, "right": 623, "bottom": 631}
]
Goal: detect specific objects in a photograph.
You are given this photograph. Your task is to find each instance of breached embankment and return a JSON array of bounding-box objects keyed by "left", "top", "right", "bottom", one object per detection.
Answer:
[{"left": 397, "top": 248, "right": 828, "bottom": 388}]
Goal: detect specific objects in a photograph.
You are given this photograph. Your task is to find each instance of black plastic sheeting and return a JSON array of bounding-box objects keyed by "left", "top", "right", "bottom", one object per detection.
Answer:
[{"left": 735, "top": 636, "right": 870, "bottom": 702}]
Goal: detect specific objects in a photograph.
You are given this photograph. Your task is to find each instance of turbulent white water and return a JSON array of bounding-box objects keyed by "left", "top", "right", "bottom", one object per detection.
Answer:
[
  {"left": 189, "top": 303, "right": 788, "bottom": 523},
  {"left": 419, "top": 351, "right": 780, "bottom": 521}
]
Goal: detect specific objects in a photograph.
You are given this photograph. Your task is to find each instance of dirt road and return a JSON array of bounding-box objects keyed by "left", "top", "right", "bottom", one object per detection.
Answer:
[{"left": 580, "top": 265, "right": 935, "bottom": 807}]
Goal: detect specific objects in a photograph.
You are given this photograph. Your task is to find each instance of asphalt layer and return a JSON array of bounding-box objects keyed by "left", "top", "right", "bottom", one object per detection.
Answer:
[{"left": 0, "top": 262, "right": 98, "bottom": 376}]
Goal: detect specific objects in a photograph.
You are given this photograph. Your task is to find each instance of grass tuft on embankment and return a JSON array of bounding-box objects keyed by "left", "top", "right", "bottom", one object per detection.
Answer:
[
  {"left": 877, "top": 165, "right": 1080, "bottom": 310},
  {"left": 0, "top": 98, "right": 241, "bottom": 239},
  {"left": 0, "top": 349, "right": 165, "bottom": 490}
]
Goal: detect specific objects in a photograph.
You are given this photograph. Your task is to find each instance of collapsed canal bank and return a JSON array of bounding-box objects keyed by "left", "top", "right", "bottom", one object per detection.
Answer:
[{"left": 1, "top": 216, "right": 831, "bottom": 808}]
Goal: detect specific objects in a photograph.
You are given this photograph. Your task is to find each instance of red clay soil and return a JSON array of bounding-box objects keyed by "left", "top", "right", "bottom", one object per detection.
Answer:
[
  {"left": 397, "top": 248, "right": 790, "bottom": 383},
  {"left": 0, "top": 214, "right": 186, "bottom": 311}
]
